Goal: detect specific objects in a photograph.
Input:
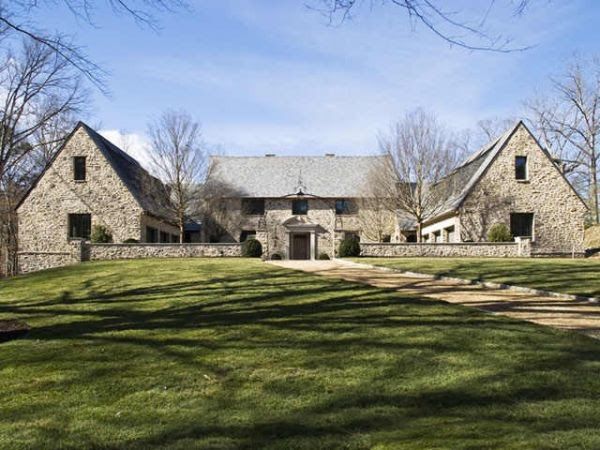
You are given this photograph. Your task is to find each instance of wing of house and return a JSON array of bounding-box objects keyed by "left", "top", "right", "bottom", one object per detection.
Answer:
[
  {"left": 422, "top": 121, "right": 588, "bottom": 254},
  {"left": 17, "top": 122, "right": 179, "bottom": 255}
]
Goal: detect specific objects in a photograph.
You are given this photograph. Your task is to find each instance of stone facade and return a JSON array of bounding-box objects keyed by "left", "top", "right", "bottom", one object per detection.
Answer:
[
  {"left": 361, "top": 238, "right": 530, "bottom": 258},
  {"left": 17, "top": 125, "right": 179, "bottom": 273},
  {"left": 459, "top": 125, "right": 586, "bottom": 255},
  {"left": 209, "top": 197, "right": 398, "bottom": 259}
]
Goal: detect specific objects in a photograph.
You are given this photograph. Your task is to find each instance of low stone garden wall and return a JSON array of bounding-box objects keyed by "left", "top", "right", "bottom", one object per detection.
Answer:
[
  {"left": 87, "top": 243, "right": 242, "bottom": 260},
  {"left": 17, "top": 251, "right": 80, "bottom": 274},
  {"left": 18, "top": 241, "right": 242, "bottom": 274},
  {"left": 361, "top": 239, "right": 531, "bottom": 258}
]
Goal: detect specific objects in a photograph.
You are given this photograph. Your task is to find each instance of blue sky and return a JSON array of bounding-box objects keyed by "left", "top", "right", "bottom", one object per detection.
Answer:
[{"left": 35, "top": 0, "right": 600, "bottom": 159}]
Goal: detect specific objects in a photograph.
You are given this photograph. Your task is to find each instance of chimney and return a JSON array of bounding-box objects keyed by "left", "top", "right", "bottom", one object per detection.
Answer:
[
  {"left": 325, "top": 153, "right": 335, "bottom": 157},
  {"left": 265, "top": 153, "right": 276, "bottom": 157}
]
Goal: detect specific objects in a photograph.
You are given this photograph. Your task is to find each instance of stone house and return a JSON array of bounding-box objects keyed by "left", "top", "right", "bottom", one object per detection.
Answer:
[
  {"left": 204, "top": 155, "right": 400, "bottom": 259},
  {"left": 17, "top": 120, "right": 587, "bottom": 263},
  {"left": 420, "top": 121, "right": 588, "bottom": 255},
  {"left": 17, "top": 122, "right": 179, "bottom": 257}
]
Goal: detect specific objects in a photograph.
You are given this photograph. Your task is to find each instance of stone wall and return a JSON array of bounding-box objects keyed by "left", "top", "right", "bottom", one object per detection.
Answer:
[
  {"left": 459, "top": 124, "right": 587, "bottom": 255},
  {"left": 18, "top": 240, "right": 84, "bottom": 274},
  {"left": 87, "top": 243, "right": 242, "bottom": 260},
  {"left": 361, "top": 239, "right": 531, "bottom": 258},
  {"left": 17, "top": 241, "right": 242, "bottom": 274}
]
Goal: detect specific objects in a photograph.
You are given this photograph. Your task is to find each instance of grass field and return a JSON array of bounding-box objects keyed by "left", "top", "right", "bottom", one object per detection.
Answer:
[
  {"left": 1, "top": 258, "right": 600, "bottom": 449},
  {"left": 355, "top": 257, "right": 600, "bottom": 297}
]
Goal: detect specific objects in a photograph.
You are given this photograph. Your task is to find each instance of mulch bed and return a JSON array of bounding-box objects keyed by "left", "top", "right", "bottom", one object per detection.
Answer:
[{"left": 0, "top": 319, "right": 30, "bottom": 342}]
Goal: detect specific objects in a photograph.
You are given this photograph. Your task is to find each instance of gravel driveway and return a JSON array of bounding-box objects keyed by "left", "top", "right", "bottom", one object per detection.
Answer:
[{"left": 269, "top": 259, "right": 600, "bottom": 339}]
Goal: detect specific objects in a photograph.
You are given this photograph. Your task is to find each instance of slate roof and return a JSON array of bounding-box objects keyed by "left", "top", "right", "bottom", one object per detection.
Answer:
[
  {"left": 208, "top": 155, "right": 391, "bottom": 198},
  {"left": 17, "top": 122, "right": 176, "bottom": 223},
  {"left": 428, "top": 127, "right": 513, "bottom": 219},
  {"left": 79, "top": 123, "right": 176, "bottom": 222}
]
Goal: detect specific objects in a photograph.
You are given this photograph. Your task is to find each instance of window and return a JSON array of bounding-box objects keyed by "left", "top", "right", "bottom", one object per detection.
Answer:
[
  {"left": 160, "top": 231, "right": 169, "bottom": 243},
  {"left": 445, "top": 226, "right": 456, "bottom": 243},
  {"left": 510, "top": 213, "right": 534, "bottom": 238},
  {"left": 146, "top": 226, "right": 158, "bottom": 243},
  {"left": 68, "top": 214, "right": 91, "bottom": 239},
  {"left": 242, "top": 198, "right": 265, "bottom": 215},
  {"left": 240, "top": 230, "right": 256, "bottom": 242},
  {"left": 73, "top": 156, "right": 86, "bottom": 181},
  {"left": 432, "top": 230, "right": 441, "bottom": 243},
  {"left": 171, "top": 234, "right": 179, "bottom": 243},
  {"left": 382, "top": 234, "right": 391, "bottom": 243},
  {"left": 292, "top": 199, "right": 308, "bottom": 215},
  {"left": 515, "top": 156, "right": 528, "bottom": 180},
  {"left": 335, "top": 199, "right": 352, "bottom": 215}
]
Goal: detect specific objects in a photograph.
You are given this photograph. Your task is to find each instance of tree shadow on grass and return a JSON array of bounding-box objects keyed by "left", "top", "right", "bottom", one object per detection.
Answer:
[{"left": 1, "top": 262, "right": 600, "bottom": 449}]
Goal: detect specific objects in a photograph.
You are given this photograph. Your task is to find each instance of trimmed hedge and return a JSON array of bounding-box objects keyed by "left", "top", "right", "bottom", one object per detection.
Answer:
[
  {"left": 91, "top": 225, "right": 113, "bottom": 243},
  {"left": 242, "top": 239, "right": 263, "bottom": 257},
  {"left": 339, "top": 237, "right": 360, "bottom": 257},
  {"left": 487, "top": 223, "right": 513, "bottom": 242}
]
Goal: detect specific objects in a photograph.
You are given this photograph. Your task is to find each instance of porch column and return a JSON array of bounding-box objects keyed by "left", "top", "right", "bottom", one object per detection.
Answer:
[{"left": 310, "top": 231, "right": 316, "bottom": 260}]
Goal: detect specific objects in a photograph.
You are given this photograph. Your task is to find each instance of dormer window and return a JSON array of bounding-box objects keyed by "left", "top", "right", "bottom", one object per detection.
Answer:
[
  {"left": 515, "top": 156, "right": 528, "bottom": 180},
  {"left": 74, "top": 156, "right": 86, "bottom": 181}
]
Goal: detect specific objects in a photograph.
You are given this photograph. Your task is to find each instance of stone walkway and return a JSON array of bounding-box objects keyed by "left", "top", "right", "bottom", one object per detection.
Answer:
[{"left": 269, "top": 259, "right": 600, "bottom": 339}]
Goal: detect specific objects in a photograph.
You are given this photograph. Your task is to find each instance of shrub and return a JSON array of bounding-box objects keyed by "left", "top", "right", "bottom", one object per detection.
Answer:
[
  {"left": 242, "top": 239, "right": 262, "bottom": 257},
  {"left": 318, "top": 252, "right": 330, "bottom": 260},
  {"left": 271, "top": 253, "right": 282, "bottom": 260},
  {"left": 338, "top": 236, "right": 360, "bottom": 257},
  {"left": 123, "top": 238, "right": 139, "bottom": 244},
  {"left": 487, "top": 223, "right": 513, "bottom": 242},
  {"left": 91, "top": 225, "right": 113, "bottom": 243}
]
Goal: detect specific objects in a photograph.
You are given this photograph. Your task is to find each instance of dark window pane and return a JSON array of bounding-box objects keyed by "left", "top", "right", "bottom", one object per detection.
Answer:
[
  {"left": 160, "top": 231, "right": 169, "bottom": 243},
  {"left": 146, "top": 226, "right": 158, "bottom": 243},
  {"left": 515, "top": 156, "right": 527, "bottom": 180},
  {"left": 74, "top": 156, "right": 86, "bottom": 181},
  {"left": 240, "top": 230, "right": 256, "bottom": 242},
  {"left": 171, "top": 234, "right": 179, "bottom": 243},
  {"left": 68, "top": 214, "right": 91, "bottom": 239},
  {"left": 292, "top": 199, "right": 308, "bottom": 215},
  {"left": 510, "top": 213, "right": 533, "bottom": 237},
  {"left": 335, "top": 199, "right": 351, "bottom": 215},
  {"left": 242, "top": 198, "right": 265, "bottom": 215},
  {"left": 382, "top": 234, "right": 391, "bottom": 243}
]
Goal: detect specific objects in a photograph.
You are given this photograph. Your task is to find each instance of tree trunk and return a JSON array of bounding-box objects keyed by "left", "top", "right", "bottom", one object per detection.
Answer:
[{"left": 591, "top": 156, "right": 599, "bottom": 223}]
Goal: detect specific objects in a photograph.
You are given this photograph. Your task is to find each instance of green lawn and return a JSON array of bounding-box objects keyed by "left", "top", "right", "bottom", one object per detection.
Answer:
[
  {"left": 1, "top": 258, "right": 599, "bottom": 449},
  {"left": 354, "top": 257, "right": 600, "bottom": 298}
]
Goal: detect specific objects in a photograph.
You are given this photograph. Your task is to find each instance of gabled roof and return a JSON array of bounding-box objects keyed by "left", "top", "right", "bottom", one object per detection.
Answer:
[
  {"left": 17, "top": 122, "right": 176, "bottom": 223},
  {"left": 208, "top": 155, "right": 391, "bottom": 198},
  {"left": 427, "top": 120, "right": 587, "bottom": 223}
]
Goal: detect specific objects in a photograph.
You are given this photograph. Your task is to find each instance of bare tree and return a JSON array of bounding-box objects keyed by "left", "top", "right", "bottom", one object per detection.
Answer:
[
  {"left": 0, "top": 0, "right": 188, "bottom": 91},
  {"left": 526, "top": 58, "right": 600, "bottom": 223},
  {"left": 378, "top": 109, "right": 462, "bottom": 241},
  {"left": 0, "top": 40, "right": 86, "bottom": 276},
  {"left": 147, "top": 110, "right": 208, "bottom": 242},
  {"left": 314, "top": 0, "right": 532, "bottom": 52},
  {"left": 358, "top": 162, "right": 398, "bottom": 242}
]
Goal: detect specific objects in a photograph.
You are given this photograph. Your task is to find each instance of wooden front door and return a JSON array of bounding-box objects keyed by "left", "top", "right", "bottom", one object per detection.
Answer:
[{"left": 291, "top": 233, "right": 310, "bottom": 260}]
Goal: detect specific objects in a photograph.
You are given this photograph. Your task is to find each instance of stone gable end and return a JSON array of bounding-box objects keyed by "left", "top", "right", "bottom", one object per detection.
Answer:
[
  {"left": 460, "top": 123, "right": 587, "bottom": 254},
  {"left": 18, "top": 126, "right": 144, "bottom": 252}
]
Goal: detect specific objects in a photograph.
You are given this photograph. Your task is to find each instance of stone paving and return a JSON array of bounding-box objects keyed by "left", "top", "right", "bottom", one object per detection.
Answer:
[{"left": 269, "top": 259, "right": 600, "bottom": 340}]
